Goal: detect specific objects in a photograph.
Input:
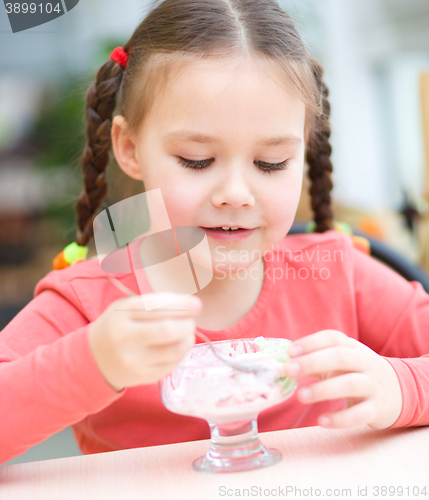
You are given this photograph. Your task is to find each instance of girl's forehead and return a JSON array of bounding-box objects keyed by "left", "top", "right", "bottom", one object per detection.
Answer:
[
  {"left": 169, "top": 53, "right": 292, "bottom": 91},
  {"left": 141, "top": 53, "right": 306, "bottom": 131}
]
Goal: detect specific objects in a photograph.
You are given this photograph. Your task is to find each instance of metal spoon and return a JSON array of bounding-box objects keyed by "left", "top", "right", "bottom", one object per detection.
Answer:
[{"left": 107, "top": 275, "right": 268, "bottom": 373}]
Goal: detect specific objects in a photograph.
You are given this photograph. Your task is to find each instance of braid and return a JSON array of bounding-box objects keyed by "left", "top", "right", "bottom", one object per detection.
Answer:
[
  {"left": 306, "top": 59, "right": 334, "bottom": 233},
  {"left": 75, "top": 57, "right": 126, "bottom": 247}
]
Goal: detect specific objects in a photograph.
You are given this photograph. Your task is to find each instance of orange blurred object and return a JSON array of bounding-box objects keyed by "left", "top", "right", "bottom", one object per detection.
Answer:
[
  {"left": 358, "top": 217, "right": 384, "bottom": 240},
  {"left": 52, "top": 251, "right": 68, "bottom": 271}
]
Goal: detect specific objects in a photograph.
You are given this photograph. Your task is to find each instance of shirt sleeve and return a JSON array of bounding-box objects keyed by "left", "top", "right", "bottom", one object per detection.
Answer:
[
  {"left": 0, "top": 284, "right": 125, "bottom": 464},
  {"left": 352, "top": 246, "right": 429, "bottom": 428}
]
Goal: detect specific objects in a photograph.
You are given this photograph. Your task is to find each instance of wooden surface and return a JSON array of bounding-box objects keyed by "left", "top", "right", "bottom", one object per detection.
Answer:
[{"left": 1, "top": 425, "right": 429, "bottom": 500}]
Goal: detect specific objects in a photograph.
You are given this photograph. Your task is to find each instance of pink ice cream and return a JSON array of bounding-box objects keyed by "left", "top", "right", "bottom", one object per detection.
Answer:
[{"left": 161, "top": 338, "right": 296, "bottom": 424}]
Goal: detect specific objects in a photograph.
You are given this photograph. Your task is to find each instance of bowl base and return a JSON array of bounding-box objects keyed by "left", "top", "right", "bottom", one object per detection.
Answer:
[
  {"left": 192, "top": 419, "right": 282, "bottom": 473},
  {"left": 192, "top": 446, "right": 281, "bottom": 473}
]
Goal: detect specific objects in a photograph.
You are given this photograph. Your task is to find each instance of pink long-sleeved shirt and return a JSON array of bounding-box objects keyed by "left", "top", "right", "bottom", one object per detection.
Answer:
[{"left": 1, "top": 231, "right": 429, "bottom": 464}]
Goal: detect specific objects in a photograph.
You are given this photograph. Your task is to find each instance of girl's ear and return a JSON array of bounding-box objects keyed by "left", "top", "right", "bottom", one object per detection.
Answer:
[{"left": 111, "top": 115, "right": 143, "bottom": 181}]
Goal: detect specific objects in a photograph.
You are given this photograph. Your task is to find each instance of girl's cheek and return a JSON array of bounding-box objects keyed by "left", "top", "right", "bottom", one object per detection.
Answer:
[
  {"left": 162, "top": 188, "right": 201, "bottom": 223},
  {"left": 266, "top": 185, "right": 300, "bottom": 219}
]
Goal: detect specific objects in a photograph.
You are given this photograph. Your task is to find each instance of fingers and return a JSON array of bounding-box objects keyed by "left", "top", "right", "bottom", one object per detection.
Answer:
[
  {"left": 146, "top": 332, "right": 195, "bottom": 366},
  {"left": 113, "top": 293, "right": 202, "bottom": 320},
  {"left": 89, "top": 293, "right": 202, "bottom": 390},
  {"left": 297, "top": 373, "right": 372, "bottom": 405},
  {"left": 288, "top": 330, "right": 357, "bottom": 358},
  {"left": 284, "top": 330, "right": 401, "bottom": 430},
  {"left": 127, "top": 318, "right": 197, "bottom": 347},
  {"left": 284, "top": 345, "right": 365, "bottom": 379},
  {"left": 116, "top": 342, "right": 195, "bottom": 387},
  {"left": 285, "top": 330, "right": 364, "bottom": 379},
  {"left": 110, "top": 322, "right": 196, "bottom": 387},
  {"left": 317, "top": 400, "right": 376, "bottom": 429}
]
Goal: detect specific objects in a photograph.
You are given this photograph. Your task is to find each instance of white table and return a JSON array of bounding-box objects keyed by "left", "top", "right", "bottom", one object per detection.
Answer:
[{"left": 1, "top": 425, "right": 428, "bottom": 500}]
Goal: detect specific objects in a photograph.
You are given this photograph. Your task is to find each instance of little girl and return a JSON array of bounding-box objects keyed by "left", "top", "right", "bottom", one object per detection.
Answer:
[{"left": 1, "top": 0, "right": 429, "bottom": 464}]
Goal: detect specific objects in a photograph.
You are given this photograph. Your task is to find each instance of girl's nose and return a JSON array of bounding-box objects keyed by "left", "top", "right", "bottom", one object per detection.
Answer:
[{"left": 211, "top": 165, "right": 256, "bottom": 208}]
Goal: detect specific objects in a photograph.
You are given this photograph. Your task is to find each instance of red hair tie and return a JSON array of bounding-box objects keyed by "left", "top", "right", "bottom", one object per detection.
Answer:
[{"left": 110, "top": 46, "right": 129, "bottom": 69}]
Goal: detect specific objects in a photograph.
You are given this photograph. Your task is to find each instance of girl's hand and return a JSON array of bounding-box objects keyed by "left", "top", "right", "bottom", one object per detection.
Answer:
[
  {"left": 88, "top": 293, "right": 202, "bottom": 391},
  {"left": 284, "top": 330, "right": 403, "bottom": 430}
]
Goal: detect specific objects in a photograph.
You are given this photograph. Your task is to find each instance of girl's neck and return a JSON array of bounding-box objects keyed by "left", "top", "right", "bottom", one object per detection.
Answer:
[{"left": 193, "top": 258, "right": 265, "bottom": 331}]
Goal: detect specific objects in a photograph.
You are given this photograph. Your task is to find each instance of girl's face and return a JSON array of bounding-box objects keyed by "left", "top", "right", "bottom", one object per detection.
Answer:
[{"left": 112, "top": 54, "right": 306, "bottom": 275}]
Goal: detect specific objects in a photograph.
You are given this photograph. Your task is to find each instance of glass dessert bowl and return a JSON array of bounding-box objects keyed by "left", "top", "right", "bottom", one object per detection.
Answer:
[{"left": 159, "top": 337, "right": 297, "bottom": 473}]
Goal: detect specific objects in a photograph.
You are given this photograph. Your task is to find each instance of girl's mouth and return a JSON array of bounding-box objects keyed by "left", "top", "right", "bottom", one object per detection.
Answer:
[{"left": 199, "top": 227, "right": 256, "bottom": 242}]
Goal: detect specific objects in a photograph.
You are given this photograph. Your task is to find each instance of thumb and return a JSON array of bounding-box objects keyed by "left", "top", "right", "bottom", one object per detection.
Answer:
[{"left": 164, "top": 293, "right": 202, "bottom": 314}]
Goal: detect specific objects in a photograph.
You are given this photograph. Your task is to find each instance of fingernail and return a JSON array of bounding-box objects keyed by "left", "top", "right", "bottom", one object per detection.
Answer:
[
  {"left": 286, "top": 361, "right": 301, "bottom": 376},
  {"left": 319, "top": 416, "right": 330, "bottom": 427},
  {"left": 299, "top": 387, "right": 312, "bottom": 401},
  {"left": 289, "top": 344, "right": 303, "bottom": 357}
]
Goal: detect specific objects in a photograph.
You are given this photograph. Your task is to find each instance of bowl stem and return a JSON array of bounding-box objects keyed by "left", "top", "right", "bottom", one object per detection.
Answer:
[{"left": 193, "top": 418, "right": 282, "bottom": 473}]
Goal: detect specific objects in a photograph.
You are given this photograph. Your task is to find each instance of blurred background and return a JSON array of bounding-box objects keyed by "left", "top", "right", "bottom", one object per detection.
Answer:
[{"left": 1, "top": 0, "right": 429, "bottom": 465}]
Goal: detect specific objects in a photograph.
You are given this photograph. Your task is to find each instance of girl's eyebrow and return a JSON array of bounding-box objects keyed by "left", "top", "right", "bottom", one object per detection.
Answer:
[{"left": 163, "top": 130, "right": 302, "bottom": 146}]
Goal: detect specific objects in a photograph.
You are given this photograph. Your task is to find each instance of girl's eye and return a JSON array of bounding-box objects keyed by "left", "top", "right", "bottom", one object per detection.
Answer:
[
  {"left": 177, "top": 157, "right": 214, "bottom": 170},
  {"left": 256, "top": 159, "right": 289, "bottom": 173},
  {"left": 177, "top": 157, "right": 289, "bottom": 172}
]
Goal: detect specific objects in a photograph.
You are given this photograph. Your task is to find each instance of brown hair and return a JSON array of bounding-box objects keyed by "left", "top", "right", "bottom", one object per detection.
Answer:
[{"left": 75, "top": 0, "right": 334, "bottom": 247}]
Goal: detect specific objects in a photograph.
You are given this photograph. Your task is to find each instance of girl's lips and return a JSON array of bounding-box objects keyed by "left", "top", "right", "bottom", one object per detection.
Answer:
[{"left": 199, "top": 227, "right": 256, "bottom": 242}]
